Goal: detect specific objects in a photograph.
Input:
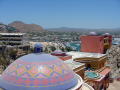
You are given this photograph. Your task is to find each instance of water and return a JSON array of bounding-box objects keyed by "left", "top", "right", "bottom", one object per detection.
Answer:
[
  {"left": 66, "top": 42, "right": 80, "bottom": 51},
  {"left": 113, "top": 38, "right": 120, "bottom": 45}
]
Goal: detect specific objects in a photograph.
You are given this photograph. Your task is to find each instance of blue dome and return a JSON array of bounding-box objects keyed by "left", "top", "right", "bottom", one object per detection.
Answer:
[
  {"left": 34, "top": 43, "right": 43, "bottom": 48},
  {"left": 0, "top": 53, "right": 78, "bottom": 90},
  {"left": 34, "top": 43, "right": 43, "bottom": 53}
]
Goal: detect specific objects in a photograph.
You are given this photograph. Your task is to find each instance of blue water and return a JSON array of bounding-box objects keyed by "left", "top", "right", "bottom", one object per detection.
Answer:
[{"left": 66, "top": 42, "right": 80, "bottom": 51}]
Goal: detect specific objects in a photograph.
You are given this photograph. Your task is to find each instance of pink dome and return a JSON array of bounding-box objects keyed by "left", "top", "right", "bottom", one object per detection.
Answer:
[{"left": 0, "top": 53, "right": 78, "bottom": 90}]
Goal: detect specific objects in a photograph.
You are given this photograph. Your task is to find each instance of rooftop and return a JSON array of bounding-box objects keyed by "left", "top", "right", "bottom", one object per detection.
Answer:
[
  {"left": 64, "top": 59, "right": 85, "bottom": 70},
  {"left": 0, "top": 33, "right": 26, "bottom": 35},
  {"left": 66, "top": 51, "right": 106, "bottom": 59}
]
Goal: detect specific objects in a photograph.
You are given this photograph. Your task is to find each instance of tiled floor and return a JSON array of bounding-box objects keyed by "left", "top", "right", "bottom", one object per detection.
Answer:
[{"left": 108, "top": 80, "right": 120, "bottom": 90}]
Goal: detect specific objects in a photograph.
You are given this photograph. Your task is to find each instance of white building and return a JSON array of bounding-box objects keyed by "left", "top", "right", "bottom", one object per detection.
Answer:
[{"left": 0, "top": 33, "right": 28, "bottom": 46}]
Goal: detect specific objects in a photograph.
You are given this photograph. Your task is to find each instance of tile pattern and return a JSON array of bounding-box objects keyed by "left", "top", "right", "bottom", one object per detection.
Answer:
[{"left": 2, "top": 60, "right": 75, "bottom": 87}]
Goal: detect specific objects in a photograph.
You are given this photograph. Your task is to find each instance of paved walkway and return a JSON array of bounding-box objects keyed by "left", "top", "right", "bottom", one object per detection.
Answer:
[{"left": 108, "top": 80, "right": 120, "bottom": 90}]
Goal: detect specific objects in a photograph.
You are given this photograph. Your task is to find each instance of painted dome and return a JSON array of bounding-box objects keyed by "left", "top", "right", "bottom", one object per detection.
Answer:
[
  {"left": 51, "top": 50, "right": 66, "bottom": 56},
  {"left": 0, "top": 53, "right": 78, "bottom": 90},
  {"left": 53, "top": 49, "right": 63, "bottom": 53},
  {"left": 89, "top": 32, "right": 97, "bottom": 36}
]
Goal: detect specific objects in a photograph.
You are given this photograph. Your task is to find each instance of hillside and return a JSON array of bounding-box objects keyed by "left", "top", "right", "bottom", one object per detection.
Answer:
[
  {"left": 9, "top": 21, "right": 44, "bottom": 32},
  {"left": 47, "top": 27, "right": 120, "bottom": 34},
  {"left": 0, "top": 23, "right": 17, "bottom": 32}
]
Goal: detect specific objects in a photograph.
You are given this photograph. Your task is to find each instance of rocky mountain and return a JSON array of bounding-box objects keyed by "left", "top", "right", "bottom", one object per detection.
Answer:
[
  {"left": 107, "top": 45, "right": 120, "bottom": 78},
  {"left": 9, "top": 21, "right": 44, "bottom": 32},
  {"left": 0, "top": 23, "right": 17, "bottom": 32}
]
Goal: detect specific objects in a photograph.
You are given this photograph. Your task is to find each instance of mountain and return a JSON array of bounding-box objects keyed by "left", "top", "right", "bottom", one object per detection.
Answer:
[
  {"left": 0, "top": 23, "right": 17, "bottom": 32},
  {"left": 9, "top": 21, "right": 44, "bottom": 32},
  {"left": 47, "top": 27, "right": 90, "bottom": 32},
  {"left": 47, "top": 27, "right": 120, "bottom": 34}
]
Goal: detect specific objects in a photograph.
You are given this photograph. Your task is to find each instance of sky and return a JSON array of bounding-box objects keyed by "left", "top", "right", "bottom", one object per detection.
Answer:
[{"left": 0, "top": 0, "right": 120, "bottom": 29}]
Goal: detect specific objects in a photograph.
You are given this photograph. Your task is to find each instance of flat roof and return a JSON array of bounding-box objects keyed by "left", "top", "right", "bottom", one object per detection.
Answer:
[
  {"left": 64, "top": 60, "right": 85, "bottom": 70},
  {"left": 66, "top": 51, "right": 106, "bottom": 59},
  {"left": 0, "top": 33, "right": 26, "bottom": 35}
]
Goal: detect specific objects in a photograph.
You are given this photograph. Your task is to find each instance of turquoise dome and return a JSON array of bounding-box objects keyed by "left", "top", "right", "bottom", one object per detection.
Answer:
[{"left": 0, "top": 53, "right": 78, "bottom": 90}]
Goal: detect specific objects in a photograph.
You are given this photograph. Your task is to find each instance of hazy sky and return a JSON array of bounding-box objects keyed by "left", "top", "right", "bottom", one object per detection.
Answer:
[{"left": 0, "top": 0, "right": 120, "bottom": 28}]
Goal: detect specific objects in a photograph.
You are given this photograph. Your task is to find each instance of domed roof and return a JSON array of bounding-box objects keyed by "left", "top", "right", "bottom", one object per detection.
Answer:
[
  {"left": 53, "top": 49, "right": 63, "bottom": 53},
  {"left": 51, "top": 50, "right": 66, "bottom": 56},
  {"left": 0, "top": 53, "right": 78, "bottom": 90},
  {"left": 34, "top": 43, "right": 43, "bottom": 48},
  {"left": 103, "top": 33, "right": 110, "bottom": 36},
  {"left": 89, "top": 32, "right": 97, "bottom": 36}
]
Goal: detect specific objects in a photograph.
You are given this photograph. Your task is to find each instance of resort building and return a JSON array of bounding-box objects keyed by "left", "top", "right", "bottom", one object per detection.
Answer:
[
  {"left": 0, "top": 33, "right": 113, "bottom": 90},
  {"left": 67, "top": 51, "right": 111, "bottom": 90},
  {"left": 0, "top": 33, "right": 28, "bottom": 46},
  {"left": 51, "top": 49, "right": 111, "bottom": 90},
  {"left": 80, "top": 32, "right": 112, "bottom": 54}
]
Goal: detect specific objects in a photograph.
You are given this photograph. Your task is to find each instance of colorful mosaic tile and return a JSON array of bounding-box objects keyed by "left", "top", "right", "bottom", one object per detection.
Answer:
[
  {"left": 0, "top": 54, "right": 78, "bottom": 90},
  {"left": 53, "top": 65, "right": 62, "bottom": 74},
  {"left": 28, "top": 66, "right": 39, "bottom": 77},
  {"left": 39, "top": 66, "right": 53, "bottom": 77},
  {"left": 16, "top": 66, "right": 27, "bottom": 76}
]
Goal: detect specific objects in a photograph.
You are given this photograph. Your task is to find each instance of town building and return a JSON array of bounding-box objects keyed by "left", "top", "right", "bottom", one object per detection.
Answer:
[
  {"left": 67, "top": 51, "right": 111, "bottom": 90},
  {"left": 0, "top": 33, "right": 28, "bottom": 46},
  {"left": 80, "top": 32, "right": 112, "bottom": 54}
]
